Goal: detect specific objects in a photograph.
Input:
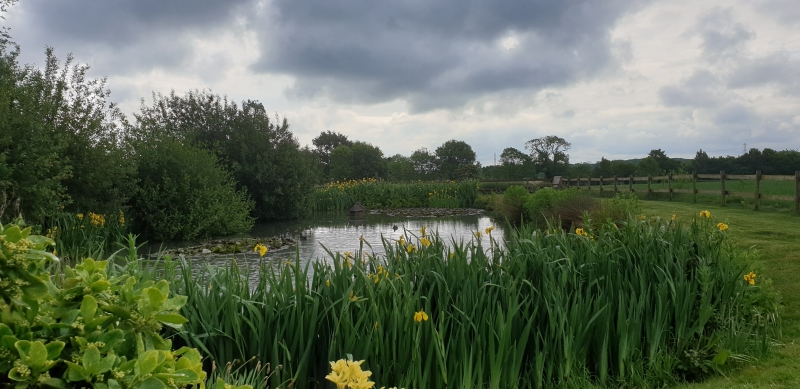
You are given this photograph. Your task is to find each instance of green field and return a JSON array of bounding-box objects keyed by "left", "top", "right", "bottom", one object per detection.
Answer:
[
  {"left": 638, "top": 201, "right": 800, "bottom": 389},
  {"left": 567, "top": 179, "right": 798, "bottom": 211}
]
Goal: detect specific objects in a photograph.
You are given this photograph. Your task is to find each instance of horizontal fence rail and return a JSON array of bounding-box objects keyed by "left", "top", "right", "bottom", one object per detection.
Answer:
[{"left": 561, "top": 171, "right": 800, "bottom": 214}]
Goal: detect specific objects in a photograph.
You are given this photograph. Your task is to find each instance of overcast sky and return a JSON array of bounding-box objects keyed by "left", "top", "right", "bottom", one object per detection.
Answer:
[{"left": 4, "top": 0, "right": 799, "bottom": 164}]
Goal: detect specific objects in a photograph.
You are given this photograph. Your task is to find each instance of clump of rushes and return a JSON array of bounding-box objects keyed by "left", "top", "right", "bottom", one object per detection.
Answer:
[
  {"left": 43, "top": 210, "right": 129, "bottom": 264},
  {"left": 170, "top": 213, "right": 777, "bottom": 389},
  {"left": 311, "top": 179, "right": 479, "bottom": 211}
]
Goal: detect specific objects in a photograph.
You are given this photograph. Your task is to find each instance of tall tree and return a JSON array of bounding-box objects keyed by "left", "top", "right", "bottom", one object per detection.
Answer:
[
  {"left": 435, "top": 140, "right": 479, "bottom": 180},
  {"left": 312, "top": 131, "right": 353, "bottom": 180},
  {"left": 525, "top": 136, "right": 571, "bottom": 177},
  {"left": 386, "top": 154, "right": 417, "bottom": 181},
  {"left": 410, "top": 148, "right": 438, "bottom": 178},
  {"left": 499, "top": 147, "right": 535, "bottom": 180},
  {"left": 648, "top": 149, "right": 680, "bottom": 173}
]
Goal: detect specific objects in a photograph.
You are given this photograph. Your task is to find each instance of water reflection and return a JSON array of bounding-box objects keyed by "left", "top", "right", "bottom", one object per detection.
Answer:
[{"left": 143, "top": 211, "right": 506, "bottom": 281}]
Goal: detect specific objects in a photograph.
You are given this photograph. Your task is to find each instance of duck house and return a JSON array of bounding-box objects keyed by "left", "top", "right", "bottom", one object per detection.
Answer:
[{"left": 348, "top": 202, "right": 367, "bottom": 218}]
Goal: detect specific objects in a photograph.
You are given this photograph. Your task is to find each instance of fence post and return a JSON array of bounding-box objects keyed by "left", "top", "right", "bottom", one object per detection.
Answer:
[
  {"left": 588, "top": 177, "right": 591, "bottom": 191},
  {"left": 755, "top": 171, "right": 761, "bottom": 211},
  {"left": 692, "top": 172, "right": 697, "bottom": 203},
  {"left": 720, "top": 170, "right": 726, "bottom": 206},
  {"left": 647, "top": 174, "right": 652, "bottom": 198},
  {"left": 795, "top": 171, "right": 799, "bottom": 215},
  {"left": 614, "top": 175, "right": 618, "bottom": 193},
  {"left": 600, "top": 176, "right": 604, "bottom": 195},
  {"left": 668, "top": 173, "right": 673, "bottom": 201},
  {"left": 629, "top": 175, "right": 633, "bottom": 193}
]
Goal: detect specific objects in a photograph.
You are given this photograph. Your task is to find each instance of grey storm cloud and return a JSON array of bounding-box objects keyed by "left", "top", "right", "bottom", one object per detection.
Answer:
[
  {"left": 692, "top": 8, "right": 755, "bottom": 62},
  {"left": 728, "top": 53, "right": 800, "bottom": 96},
  {"left": 5, "top": 0, "right": 252, "bottom": 73},
  {"left": 658, "top": 70, "right": 724, "bottom": 108},
  {"left": 251, "top": 0, "right": 648, "bottom": 111}
]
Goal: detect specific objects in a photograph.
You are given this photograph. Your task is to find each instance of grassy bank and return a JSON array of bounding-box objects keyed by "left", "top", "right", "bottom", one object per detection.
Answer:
[
  {"left": 636, "top": 201, "right": 800, "bottom": 389},
  {"left": 569, "top": 179, "right": 797, "bottom": 212}
]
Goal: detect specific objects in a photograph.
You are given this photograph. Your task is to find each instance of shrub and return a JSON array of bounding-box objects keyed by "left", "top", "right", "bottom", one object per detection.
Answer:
[
  {"left": 590, "top": 193, "right": 642, "bottom": 227},
  {"left": 130, "top": 139, "right": 254, "bottom": 241},
  {"left": 0, "top": 220, "right": 231, "bottom": 388},
  {"left": 498, "top": 185, "right": 530, "bottom": 223},
  {"left": 523, "top": 187, "right": 599, "bottom": 229}
]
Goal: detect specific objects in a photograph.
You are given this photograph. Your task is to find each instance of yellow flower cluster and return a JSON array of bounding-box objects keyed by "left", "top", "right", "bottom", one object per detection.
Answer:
[
  {"left": 45, "top": 226, "right": 59, "bottom": 239},
  {"left": 575, "top": 228, "right": 589, "bottom": 237},
  {"left": 406, "top": 244, "right": 416, "bottom": 253},
  {"left": 119, "top": 211, "right": 125, "bottom": 227},
  {"left": 349, "top": 291, "right": 358, "bottom": 302},
  {"left": 325, "top": 359, "right": 375, "bottom": 389},
  {"left": 716, "top": 222, "right": 729, "bottom": 231},
  {"left": 414, "top": 310, "right": 429, "bottom": 322},
  {"left": 672, "top": 214, "right": 677, "bottom": 221},
  {"left": 367, "top": 266, "right": 390, "bottom": 284},
  {"left": 474, "top": 231, "right": 482, "bottom": 239},
  {"left": 419, "top": 225, "right": 427, "bottom": 237},
  {"left": 88, "top": 212, "right": 106, "bottom": 227},
  {"left": 77, "top": 213, "right": 84, "bottom": 220},
  {"left": 420, "top": 237, "right": 431, "bottom": 247},
  {"left": 743, "top": 271, "right": 756, "bottom": 285},
  {"left": 700, "top": 210, "right": 711, "bottom": 218},
  {"left": 325, "top": 178, "right": 379, "bottom": 191},
  {"left": 253, "top": 243, "right": 268, "bottom": 257},
  {"left": 485, "top": 226, "right": 494, "bottom": 235}
]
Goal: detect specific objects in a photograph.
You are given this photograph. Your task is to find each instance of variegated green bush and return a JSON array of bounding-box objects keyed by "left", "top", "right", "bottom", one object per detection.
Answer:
[{"left": 0, "top": 220, "right": 245, "bottom": 389}]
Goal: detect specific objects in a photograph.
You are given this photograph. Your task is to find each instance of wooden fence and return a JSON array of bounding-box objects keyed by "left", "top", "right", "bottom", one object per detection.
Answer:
[{"left": 562, "top": 171, "right": 800, "bottom": 214}]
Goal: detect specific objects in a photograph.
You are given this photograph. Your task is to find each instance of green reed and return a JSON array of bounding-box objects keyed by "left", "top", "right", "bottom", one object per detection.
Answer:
[
  {"left": 166, "top": 215, "right": 776, "bottom": 388},
  {"left": 44, "top": 210, "right": 129, "bottom": 264},
  {"left": 311, "top": 180, "right": 480, "bottom": 211}
]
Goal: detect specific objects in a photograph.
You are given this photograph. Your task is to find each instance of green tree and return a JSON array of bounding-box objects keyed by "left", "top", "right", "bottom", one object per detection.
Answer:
[
  {"left": 329, "top": 145, "right": 355, "bottom": 181},
  {"left": 648, "top": 149, "right": 681, "bottom": 173},
  {"left": 636, "top": 156, "right": 662, "bottom": 176},
  {"left": 312, "top": 131, "right": 353, "bottom": 180},
  {"left": 131, "top": 90, "right": 315, "bottom": 220},
  {"left": 410, "top": 148, "right": 438, "bottom": 178},
  {"left": 499, "top": 147, "right": 535, "bottom": 180},
  {"left": 435, "top": 140, "right": 479, "bottom": 180},
  {"left": 386, "top": 154, "right": 417, "bottom": 181},
  {"left": 0, "top": 42, "right": 134, "bottom": 223},
  {"left": 130, "top": 139, "right": 254, "bottom": 240},
  {"left": 350, "top": 141, "right": 387, "bottom": 179},
  {"left": 525, "top": 136, "right": 571, "bottom": 177}
]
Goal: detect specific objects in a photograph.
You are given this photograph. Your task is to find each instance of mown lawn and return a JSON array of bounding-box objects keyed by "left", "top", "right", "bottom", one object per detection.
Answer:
[{"left": 639, "top": 200, "right": 800, "bottom": 389}]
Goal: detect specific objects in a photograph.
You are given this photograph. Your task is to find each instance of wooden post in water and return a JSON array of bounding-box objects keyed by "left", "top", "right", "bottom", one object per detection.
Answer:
[
  {"left": 668, "top": 173, "right": 673, "bottom": 201},
  {"left": 647, "top": 174, "right": 652, "bottom": 198},
  {"left": 755, "top": 171, "right": 761, "bottom": 211},
  {"left": 613, "top": 175, "right": 618, "bottom": 193},
  {"left": 720, "top": 170, "right": 726, "bottom": 206},
  {"left": 692, "top": 172, "right": 697, "bottom": 203}
]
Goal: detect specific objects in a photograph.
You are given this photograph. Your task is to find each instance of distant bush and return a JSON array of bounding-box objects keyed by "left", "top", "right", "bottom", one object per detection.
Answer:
[
  {"left": 591, "top": 193, "right": 642, "bottom": 227},
  {"left": 130, "top": 139, "right": 254, "bottom": 241},
  {"left": 498, "top": 185, "right": 531, "bottom": 223},
  {"left": 523, "top": 188, "right": 599, "bottom": 229}
]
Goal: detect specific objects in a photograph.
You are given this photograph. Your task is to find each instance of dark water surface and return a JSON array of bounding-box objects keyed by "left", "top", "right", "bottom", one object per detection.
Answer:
[{"left": 143, "top": 211, "right": 507, "bottom": 277}]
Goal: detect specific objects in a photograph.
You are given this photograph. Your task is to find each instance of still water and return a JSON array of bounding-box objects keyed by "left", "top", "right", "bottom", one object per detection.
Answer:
[{"left": 144, "top": 211, "right": 506, "bottom": 276}]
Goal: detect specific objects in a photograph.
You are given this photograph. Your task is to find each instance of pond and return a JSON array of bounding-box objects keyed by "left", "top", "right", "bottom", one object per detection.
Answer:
[{"left": 143, "top": 210, "right": 507, "bottom": 279}]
